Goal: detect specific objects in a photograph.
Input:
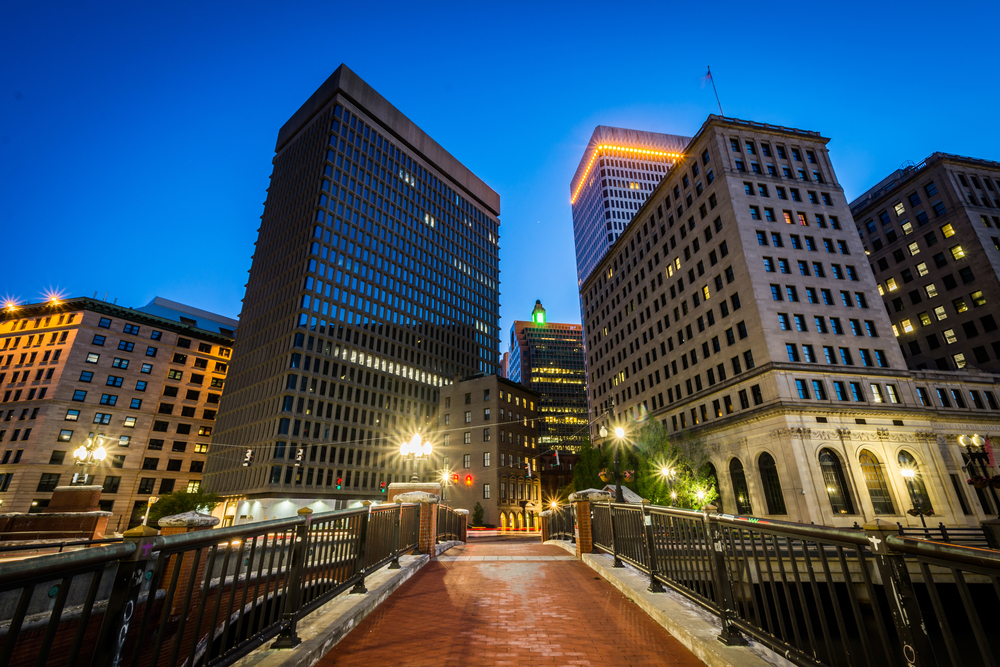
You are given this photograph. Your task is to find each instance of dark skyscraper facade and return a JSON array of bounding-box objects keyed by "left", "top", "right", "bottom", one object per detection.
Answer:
[
  {"left": 508, "top": 301, "right": 588, "bottom": 450},
  {"left": 205, "top": 65, "right": 501, "bottom": 514}
]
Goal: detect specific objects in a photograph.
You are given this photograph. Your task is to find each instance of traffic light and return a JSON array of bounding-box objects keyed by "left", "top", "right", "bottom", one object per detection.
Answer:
[
  {"left": 450, "top": 473, "right": 459, "bottom": 484},
  {"left": 465, "top": 475, "right": 473, "bottom": 487},
  {"left": 379, "top": 481, "right": 387, "bottom": 493},
  {"left": 242, "top": 449, "right": 253, "bottom": 467},
  {"left": 336, "top": 477, "right": 342, "bottom": 490}
]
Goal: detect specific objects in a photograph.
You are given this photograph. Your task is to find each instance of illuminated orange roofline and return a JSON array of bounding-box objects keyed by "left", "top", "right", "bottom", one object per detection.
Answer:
[{"left": 571, "top": 144, "right": 684, "bottom": 204}]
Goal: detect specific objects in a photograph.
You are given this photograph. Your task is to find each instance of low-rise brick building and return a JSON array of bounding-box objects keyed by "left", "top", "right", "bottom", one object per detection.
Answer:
[
  {"left": 0, "top": 296, "right": 236, "bottom": 531},
  {"left": 437, "top": 374, "right": 541, "bottom": 529}
]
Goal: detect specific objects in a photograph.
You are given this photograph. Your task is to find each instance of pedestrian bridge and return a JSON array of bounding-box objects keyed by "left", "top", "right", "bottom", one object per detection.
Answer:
[{"left": 4, "top": 492, "right": 1000, "bottom": 667}]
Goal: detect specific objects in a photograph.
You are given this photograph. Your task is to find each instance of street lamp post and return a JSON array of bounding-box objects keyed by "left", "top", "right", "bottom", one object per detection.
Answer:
[
  {"left": 72, "top": 434, "right": 108, "bottom": 484},
  {"left": 142, "top": 496, "right": 159, "bottom": 526},
  {"left": 399, "top": 433, "right": 431, "bottom": 483},
  {"left": 599, "top": 425, "right": 627, "bottom": 503},
  {"left": 900, "top": 468, "right": 927, "bottom": 528},
  {"left": 661, "top": 467, "right": 677, "bottom": 506}
]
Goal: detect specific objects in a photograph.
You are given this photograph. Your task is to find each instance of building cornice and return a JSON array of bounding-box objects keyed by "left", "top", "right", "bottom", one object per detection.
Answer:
[{"left": 0, "top": 297, "right": 235, "bottom": 345}]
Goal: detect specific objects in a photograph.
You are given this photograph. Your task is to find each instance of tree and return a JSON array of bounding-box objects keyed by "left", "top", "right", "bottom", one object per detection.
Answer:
[
  {"left": 571, "top": 438, "right": 607, "bottom": 493},
  {"left": 628, "top": 421, "right": 719, "bottom": 509},
  {"left": 472, "top": 501, "right": 484, "bottom": 527},
  {"left": 148, "top": 489, "right": 221, "bottom": 527}
]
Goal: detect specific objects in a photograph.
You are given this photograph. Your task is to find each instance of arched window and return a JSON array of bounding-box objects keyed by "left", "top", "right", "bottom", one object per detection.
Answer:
[
  {"left": 898, "top": 450, "right": 933, "bottom": 513},
  {"left": 729, "top": 458, "right": 753, "bottom": 515},
  {"left": 707, "top": 462, "right": 723, "bottom": 512},
  {"left": 819, "top": 448, "right": 855, "bottom": 514},
  {"left": 859, "top": 450, "right": 895, "bottom": 514},
  {"left": 758, "top": 453, "right": 787, "bottom": 514}
]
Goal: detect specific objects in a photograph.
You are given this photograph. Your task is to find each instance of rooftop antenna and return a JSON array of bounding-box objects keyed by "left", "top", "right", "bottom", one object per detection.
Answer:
[
  {"left": 93, "top": 291, "right": 97, "bottom": 298},
  {"left": 103, "top": 291, "right": 108, "bottom": 302}
]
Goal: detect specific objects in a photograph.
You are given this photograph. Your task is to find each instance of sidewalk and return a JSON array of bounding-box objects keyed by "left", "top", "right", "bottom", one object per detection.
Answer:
[{"left": 317, "top": 535, "right": 703, "bottom": 666}]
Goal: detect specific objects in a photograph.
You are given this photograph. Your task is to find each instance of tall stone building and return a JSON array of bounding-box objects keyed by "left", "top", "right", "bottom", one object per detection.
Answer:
[
  {"left": 204, "top": 65, "right": 501, "bottom": 520},
  {"left": 508, "top": 300, "right": 588, "bottom": 450},
  {"left": 850, "top": 153, "right": 1000, "bottom": 373},
  {"left": 578, "top": 116, "right": 1000, "bottom": 528},
  {"left": 571, "top": 126, "right": 689, "bottom": 286},
  {"left": 437, "top": 374, "right": 540, "bottom": 529},
  {"left": 0, "top": 296, "right": 235, "bottom": 531}
]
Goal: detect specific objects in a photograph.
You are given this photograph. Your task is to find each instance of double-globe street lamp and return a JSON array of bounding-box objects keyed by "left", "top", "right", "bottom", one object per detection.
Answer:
[
  {"left": 72, "top": 434, "right": 108, "bottom": 484},
  {"left": 400, "top": 432, "right": 432, "bottom": 483}
]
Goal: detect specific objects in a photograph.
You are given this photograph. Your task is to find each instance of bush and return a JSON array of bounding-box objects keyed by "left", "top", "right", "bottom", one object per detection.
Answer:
[
  {"left": 148, "top": 489, "right": 221, "bottom": 527},
  {"left": 472, "top": 501, "right": 484, "bottom": 526}
]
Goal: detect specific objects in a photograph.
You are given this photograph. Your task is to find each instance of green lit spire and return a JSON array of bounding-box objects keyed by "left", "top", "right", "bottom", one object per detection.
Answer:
[{"left": 531, "top": 299, "right": 546, "bottom": 325}]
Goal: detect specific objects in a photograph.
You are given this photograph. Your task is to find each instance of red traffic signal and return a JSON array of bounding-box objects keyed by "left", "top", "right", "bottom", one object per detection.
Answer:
[
  {"left": 464, "top": 475, "right": 473, "bottom": 487},
  {"left": 379, "top": 481, "right": 387, "bottom": 493},
  {"left": 451, "top": 473, "right": 459, "bottom": 484},
  {"left": 336, "top": 477, "right": 342, "bottom": 490}
]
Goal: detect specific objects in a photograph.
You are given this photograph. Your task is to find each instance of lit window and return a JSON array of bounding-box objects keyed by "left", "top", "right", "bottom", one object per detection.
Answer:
[
  {"left": 941, "top": 223, "right": 955, "bottom": 238},
  {"left": 886, "top": 385, "right": 900, "bottom": 403},
  {"left": 916, "top": 262, "right": 929, "bottom": 276},
  {"left": 886, "top": 278, "right": 898, "bottom": 291},
  {"left": 950, "top": 245, "right": 965, "bottom": 260},
  {"left": 934, "top": 306, "right": 948, "bottom": 320},
  {"left": 901, "top": 319, "right": 914, "bottom": 333},
  {"left": 918, "top": 312, "right": 932, "bottom": 326},
  {"left": 891, "top": 325, "right": 899, "bottom": 337},
  {"left": 953, "top": 353, "right": 967, "bottom": 369},
  {"left": 870, "top": 384, "right": 884, "bottom": 403},
  {"left": 943, "top": 329, "right": 957, "bottom": 344},
  {"left": 893, "top": 202, "right": 905, "bottom": 216},
  {"left": 907, "top": 242, "right": 920, "bottom": 256},
  {"left": 925, "top": 284, "right": 938, "bottom": 298},
  {"left": 123, "top": 416, "right": 137, "bottom": 428},
  {"left": 972, "top": 291, "right": 986, "bottom": 307}
]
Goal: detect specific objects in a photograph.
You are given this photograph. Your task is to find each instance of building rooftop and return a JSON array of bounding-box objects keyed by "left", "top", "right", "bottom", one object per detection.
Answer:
[
  {"left": 135, "top": 296, "right": 238, "bottom": 335},
  {"left": 1, "top": 296, "right": 236, "bottom": 344},
  {"left": 570, "top": 125, "right": 690, "bottom": 199},
  {"left": 849, "top": 152, "right": 1000, "bottom": 215},
  {"left": 276, "top": 63, "right": 500, "bottom": 217}
]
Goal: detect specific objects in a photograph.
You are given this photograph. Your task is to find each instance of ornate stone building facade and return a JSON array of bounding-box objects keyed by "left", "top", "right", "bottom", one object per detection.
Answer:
[{"left": 577, "top": 115, "right": 1000, "bottom": 528}]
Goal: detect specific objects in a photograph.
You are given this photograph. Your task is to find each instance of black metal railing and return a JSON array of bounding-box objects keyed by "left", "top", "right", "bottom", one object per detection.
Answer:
[
  {"left": 590, "top": 501, "right": 1000, "bottom": 666},
  {"left": 0, "top": 537, "right": 124, "bottom": 555},
  {"left": 0, "top": 503, "right": 425, "bottom": 667},
  {"left": 436, "top": 505, "right": 461, "bottom": 542},
  {"left": 548, "top": 506, "right": 576, "bottom": 542}
]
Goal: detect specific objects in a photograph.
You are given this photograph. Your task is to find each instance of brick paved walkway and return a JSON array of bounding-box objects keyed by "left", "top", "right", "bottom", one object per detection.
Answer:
[{"left": 318, "top": 535, "right": 703, "bottom": 666}]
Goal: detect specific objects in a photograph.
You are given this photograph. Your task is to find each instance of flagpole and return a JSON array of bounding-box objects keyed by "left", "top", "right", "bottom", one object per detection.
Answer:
[{"left": 708, "top": 66, "right": 723, "bottom": 117}]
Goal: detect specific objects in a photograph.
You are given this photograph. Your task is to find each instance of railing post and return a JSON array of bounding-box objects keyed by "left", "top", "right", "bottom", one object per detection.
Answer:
[
  {"left": 982, "top": 518, "right": 1000, "bottom": 549},
  {"left": 864, "top": 518, "right": 934, "bottom": 666},
  {"left": 350, "top": 505, "right": 372, "bottom": 594},
  {"left": 705, "top": 509, "right": 746, "bottom": 646},
  {"left": 92, "top": 524, "right": 159, "bottom": 667},
  {"left": 271, "top": 508, "right": 312, "bottom": 649},
  {"left": 642, "top": 504, "right": 664, "bottom": 593},
  {"left": 608, "top": 500, "right": 623, "bottom": 568},
  {"left": 389, "top": 502, "right": 403, "bottom": 570}
]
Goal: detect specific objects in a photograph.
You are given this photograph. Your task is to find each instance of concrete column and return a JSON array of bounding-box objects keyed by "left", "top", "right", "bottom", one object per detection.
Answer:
[{"left": 158, "top": 511, "right": 221, "bottom": 616}]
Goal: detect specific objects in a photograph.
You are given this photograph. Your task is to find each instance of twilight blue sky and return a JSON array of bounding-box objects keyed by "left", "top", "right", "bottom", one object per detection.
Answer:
[{"left": 3, "top": 1, "right": 999, "bottom": 354}]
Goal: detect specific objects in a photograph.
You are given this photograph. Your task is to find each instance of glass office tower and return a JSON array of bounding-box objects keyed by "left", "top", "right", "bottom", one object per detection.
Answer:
[{"left": 205, "top": 65, "right": 501, "bottom": 517}]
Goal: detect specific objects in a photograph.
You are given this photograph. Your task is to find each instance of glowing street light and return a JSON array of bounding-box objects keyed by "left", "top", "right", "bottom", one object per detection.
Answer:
[
  {"left": 400, "top": 433, "right": 431, "bottom": 482},
  {"left": 72, "top": 434, "right": 108, "bottom": 485}
]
